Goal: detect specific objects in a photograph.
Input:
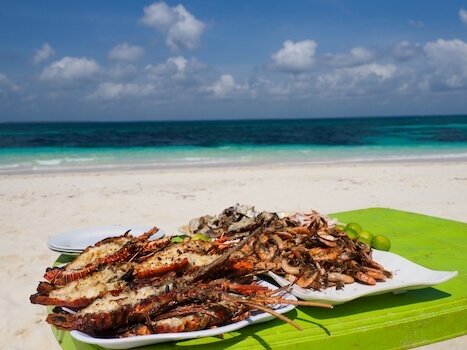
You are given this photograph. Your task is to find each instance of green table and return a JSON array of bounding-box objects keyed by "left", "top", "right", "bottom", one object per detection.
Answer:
[{"left": 50, "top": 208, "right": 467, "bottom": 350}]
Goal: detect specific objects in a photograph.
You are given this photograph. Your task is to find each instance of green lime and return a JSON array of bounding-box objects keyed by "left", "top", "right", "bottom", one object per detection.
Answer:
[
  {"left": 344, "top": 228, "right": 359, "bottom": 239},
  {"left": 345, "top": 222, "right": 362, "bottom": 234},
  {"left": 170, "top": 235, "right": 187, "bottom": 243},
  {"left": 191, "top": 233, "right": 210, "bottom": 241},
  {"left": 334, "top": 224, "right": 346, "bottom": 231},
  {"left": 358, "top": 231, "right": 374, "bottom": 245},
  {"left": 372, "top": 235, "right": 391, "bottom": 251}
]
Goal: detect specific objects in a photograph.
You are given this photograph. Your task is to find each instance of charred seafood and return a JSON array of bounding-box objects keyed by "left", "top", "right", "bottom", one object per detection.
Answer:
[{"left": 31, "top": 205, "right": 392, "bottom": 339}]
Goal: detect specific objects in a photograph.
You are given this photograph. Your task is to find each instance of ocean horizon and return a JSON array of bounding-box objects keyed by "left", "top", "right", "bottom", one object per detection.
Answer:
[{"left": 1, "top": 115, "right": 466, "bottom": 174}]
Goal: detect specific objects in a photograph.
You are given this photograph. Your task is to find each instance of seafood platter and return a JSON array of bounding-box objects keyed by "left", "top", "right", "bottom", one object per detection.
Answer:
[{"left": 31, "top": 204, "right": 457, "bottom": 348}]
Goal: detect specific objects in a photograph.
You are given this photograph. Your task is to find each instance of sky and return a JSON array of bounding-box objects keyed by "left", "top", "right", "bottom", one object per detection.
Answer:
[{"left": 1, "top": 0, "right": 467, "bottom": 122}]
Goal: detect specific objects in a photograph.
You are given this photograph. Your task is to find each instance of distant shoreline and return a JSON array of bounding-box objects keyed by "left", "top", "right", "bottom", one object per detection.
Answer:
[{"left": 2, "top": 158, "right": 466, "bottom": 176}]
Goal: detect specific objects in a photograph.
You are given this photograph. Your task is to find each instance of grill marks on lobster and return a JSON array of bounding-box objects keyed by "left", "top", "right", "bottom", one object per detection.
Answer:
[
  {"left": 47, "top": 280, "right": 239, "bottom": 335},
  {"left": 121, "top": 301, "right": 249, "bottom": 336},
  {"left": 43, "top": 228, "right": 165, "bottom": 285},
  {"left": 32, "top": 207, "right": 393, "bottom": 338},
  {"left": 31, "top": 262, "right": 133, "bottom": 309}
]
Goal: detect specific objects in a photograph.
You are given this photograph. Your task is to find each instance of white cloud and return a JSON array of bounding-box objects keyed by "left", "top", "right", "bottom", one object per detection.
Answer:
[
  {"left": 140, "top": 1, "right": 176, "bottom": 29},
  {"left": 391, "top": 40, "right": 421, "bottom": 61},
  {"left": 145, "top": 56, "right": 208, "bottom": 86},
  {"left": 424, "top": 38, "right": 467, "bottom": 89},
  {"left": 140, "top": 2, "right": 205, "bottom": 51},
  {"left": 317, "top": 63, "right": 397, "bottom": 91},
  {"left": 32, "top": 43, "right": 55, "bottom": 64},
  {"left": 203, "top": 74, "right": 248, "bottom": 98},
  {"left": 424, "top": 39, "right": 467, "bottom": 68},
  {"left": 106, "top": 63, "right": 139, "bottom": 80},
  {"left": 270, "top": 40, "right": 317, "bottom": 73},
  {"left": 108, "top": 43, "right": 145, "bottom": 61},
  {"left": 0, "top": 73, "right": 19, "bottom": 95},
  {"left": 207, "top": 74, "right": 235, "bottom": 97},
  {"left": 460, "top": 8, "right": 467, "bottom": 25},
  {"left": 88, "top": 82, "right": 155, "bottom": 100},
  {"left": 166, "top": 56, "right": 188, "bottom": 70},
  {"left": 244, "top": 76, "right": 279, "bottom": 99},
  {"left": 408, "top": 19, "right": 424, "bottom": 28},
  {"left": 0, "top": 73, "right": 11, "bottom": 87},
  {"left": 353, "top": 64, "right": 397, "bottom": 80},
  {"left": 325, "top": 46, "right": 375, "bottom": 67},
  {"left": 88, "top": 56, "right": 210, "bottom": 103},
  {"left": 146, "top": 56, "right": 188, "bottom": 77},
  {"left": 39, "top": 57, "right": 100, "bottom": 82}
]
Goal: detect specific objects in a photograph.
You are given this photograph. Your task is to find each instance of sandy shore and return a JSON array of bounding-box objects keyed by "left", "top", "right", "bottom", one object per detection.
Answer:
[{"left": 1, "top": 161, "right": 466, "bottom": 350}]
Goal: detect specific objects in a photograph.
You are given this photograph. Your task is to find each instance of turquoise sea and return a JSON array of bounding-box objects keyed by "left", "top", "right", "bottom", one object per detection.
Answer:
[{"left": 1, "top": 115, "right": 466, "bottom": 174}]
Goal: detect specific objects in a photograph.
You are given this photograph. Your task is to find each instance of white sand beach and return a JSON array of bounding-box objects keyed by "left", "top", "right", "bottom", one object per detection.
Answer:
[{"left": 1, "top": 161, "right": 466, "bottom": 350}]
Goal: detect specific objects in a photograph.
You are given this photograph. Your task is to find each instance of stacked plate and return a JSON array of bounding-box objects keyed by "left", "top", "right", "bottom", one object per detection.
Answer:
[{"left": 47, "top": 226, "right": 165, "bottom": 255}]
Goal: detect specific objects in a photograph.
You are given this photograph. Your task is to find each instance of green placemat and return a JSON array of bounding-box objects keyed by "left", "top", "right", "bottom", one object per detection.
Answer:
[{"left": 49, "top": 208, "right": 467, "bottom": 350}]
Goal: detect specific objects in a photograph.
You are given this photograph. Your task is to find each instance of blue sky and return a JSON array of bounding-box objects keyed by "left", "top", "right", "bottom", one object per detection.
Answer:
[{"left": 1, "top": 0, "right": 467, "bottom": 121}]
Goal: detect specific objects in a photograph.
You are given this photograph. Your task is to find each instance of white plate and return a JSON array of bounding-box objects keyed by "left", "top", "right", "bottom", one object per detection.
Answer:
[
  {"left": 268, "top": 250, "right": 458, "bottom": 305},
  {"left": 70, "top": 280, "right": 296, "bottom": 349},
  {"left": 47, "top": 226, "right": 164, "bottom": 253},
  {"left": 47, "top": 246, "right": 81, "bottom": 255}
]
